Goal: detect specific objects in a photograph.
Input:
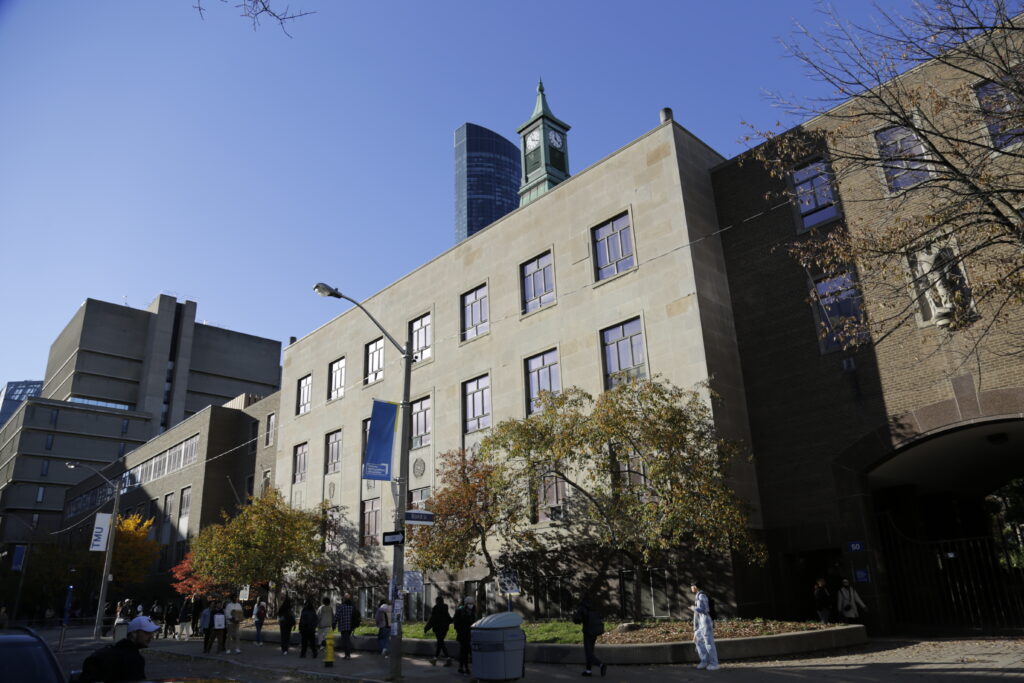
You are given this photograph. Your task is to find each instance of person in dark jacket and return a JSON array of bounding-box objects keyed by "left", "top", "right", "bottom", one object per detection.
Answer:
[
  {"left": 206, "top": 601, "right": 227, "bottom": 654},
  {"left": 332, "top": 594, "right": 360, "bottom": 660},
  {"left": 278, "top": 596, "right": 296, "bottom": 655},
  {"left": 424, "top": 595, "right": 453, "bottom": 665},
  {"left": 573, "top": 596, "right": 607, "bottom": 678},
  {"left": 162, "top": 602, "right": 178, "bottom": 639},
  {"left": 452, "top": 596, "right": 475, "bottom": 675},
  {"left": 80, "top": 616, "right": 160, "bottom": 682},
  {"left": 814, "top": 578, "right": 832, "bottom": 624},
  {"left": 299, "top": 599, "right": 319, "bottom": 658}
]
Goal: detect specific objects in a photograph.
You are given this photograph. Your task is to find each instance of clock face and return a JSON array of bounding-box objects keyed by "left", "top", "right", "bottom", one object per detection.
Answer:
[
  {"left": 525, "top": 129, "right": 541, "bottom": 151},
  {"left": 548, "top": 130, "right": 563, "bottom": 149}
]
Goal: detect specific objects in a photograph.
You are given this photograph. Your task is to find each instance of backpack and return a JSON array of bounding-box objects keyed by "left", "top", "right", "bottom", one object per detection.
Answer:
[
  {"left": 706, "top": 593, "right": 718, "bottom": 621},
  {"left": 256, "top": 603, "right": 267, "bottom": 621},
  {"left": 352, "top": 608, "right": 362, "bottom": 629}
]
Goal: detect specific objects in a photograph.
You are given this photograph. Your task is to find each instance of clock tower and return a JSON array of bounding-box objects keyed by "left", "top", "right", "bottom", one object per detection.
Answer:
[{"left": 518, "top": 80, "right": 570, "bottom": 207}]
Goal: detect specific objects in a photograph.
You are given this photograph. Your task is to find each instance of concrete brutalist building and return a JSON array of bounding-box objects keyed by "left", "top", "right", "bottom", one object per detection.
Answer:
[
  {"left": 275, "top": 90, "right": 760, "bottom": 619},
  {"left": 0, "top": 294, "right": 281, "bottom": 551}
]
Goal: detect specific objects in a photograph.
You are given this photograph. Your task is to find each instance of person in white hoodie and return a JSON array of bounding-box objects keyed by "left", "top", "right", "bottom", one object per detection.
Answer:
[
  {"left": 691, "top": 582, "right": 719, "bottom": 671},
  {"left": 837, "top": 579, "right": 868, "bottom": 623},
  {"left": 316, "top": 597, "right": 333, "bottom": 651}
]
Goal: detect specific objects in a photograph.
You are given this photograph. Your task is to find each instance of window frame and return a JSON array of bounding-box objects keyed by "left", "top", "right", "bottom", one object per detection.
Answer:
[
  {"left": 410, "top": 313, "right": 433, "bottom": 363},
  {"left": 461, "top": 283, "right": 490, "bottom": 342},
  {"left": 875, "top": 124, "right": 931, "bottom": 192},
  {"left": 810, "top": 271, "right": 867, "bottom": 353},
  {"left": 462, "top": 374, "right": 492, "bottom": 434},
  {"left": 265, "top": 413, "right": 276, "bottom": 446},
  {"left": 789, "top": 157, "right": 842, "bottom": 232},
  {"left": 591, "top": 213, "right": 636, "bottom": 281},
  {"left": 364, "top": 338, "right": 385, "bottom": 385},
  {"left": 520, "top": 251, "right": 556, "bottom": 314},
  {"left": 361, "top": 497, "right": 381, "bottom": 546},
  {"left": 328, "top": 357, "right": 346, "bottom": 401},
  {"left": 296, "top": 375, "right": 312, "bottom": 415},
  {"left": 524, "top": 348, "right": 561, "bottom": 415},
  {"left": 600, "top": 317, "right": 647, "bottom": 389},
  {"left": 293, "top": 442, "right": 308, "bottom": 484},
  {"left": 411, "top": 396, "right": 432, "bottom": 449},
  {"left": 974, "top": 72, "right": 1024, "bottom": 150},
  {"left": 325, "top": 429, "right": 343, "bottom": 474}
]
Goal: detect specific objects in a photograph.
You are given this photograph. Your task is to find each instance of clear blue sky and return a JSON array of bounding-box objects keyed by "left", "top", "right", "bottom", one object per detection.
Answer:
[{"left": 0, "top": 0, "right": 898, "bottom": 386}]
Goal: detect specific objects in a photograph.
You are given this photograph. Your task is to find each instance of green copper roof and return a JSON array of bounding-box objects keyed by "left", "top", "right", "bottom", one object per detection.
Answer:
[{"left": 517, "top": 79, "right": 570, "bottom": 132}]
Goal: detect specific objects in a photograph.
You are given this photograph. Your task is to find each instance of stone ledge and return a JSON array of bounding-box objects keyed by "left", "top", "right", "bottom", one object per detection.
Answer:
[{"left": 242, "top": 624, "right": 866, "bottom": 665}]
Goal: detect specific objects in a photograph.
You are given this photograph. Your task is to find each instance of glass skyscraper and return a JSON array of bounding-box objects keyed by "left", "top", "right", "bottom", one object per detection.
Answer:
[
  {"left": 454, "top": 123, "right": 522, "bottom": 243},
  {"left": 0, "top": 380, "right": 43, "bottom": 428}
]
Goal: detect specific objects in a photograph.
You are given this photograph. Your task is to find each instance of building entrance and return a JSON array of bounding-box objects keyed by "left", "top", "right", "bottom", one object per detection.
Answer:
[{"left": 868, "top": 419, "right": 1024, "bottom": 631}]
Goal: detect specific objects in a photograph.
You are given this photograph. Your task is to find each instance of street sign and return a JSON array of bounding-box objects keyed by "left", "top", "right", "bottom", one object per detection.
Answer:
[
  {"left": 847, "top": 541, "right": 866, "bottom": 552},
  {"left": 405, "top": 570, "right": 424, "bottom": 592},
  {"left": 498, "top": 570, "right": 521, "bottom": 595},
  {"left": 383, "top": 530, "right": 405, "bottom": 545},
  {"left": 239, "top": 585, "right": 250, "bottom": 601},
  {"left": 855, "top": 568, "right": 871, "bottom": 583},
  {"left": 405, "top": 510, "right": 435, "bottom": 526}
]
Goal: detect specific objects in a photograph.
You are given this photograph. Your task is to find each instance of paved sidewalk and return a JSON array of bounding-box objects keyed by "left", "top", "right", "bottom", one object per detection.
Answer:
[{"left": 49, "top": 627, "right": 1024, "bottom": 682}]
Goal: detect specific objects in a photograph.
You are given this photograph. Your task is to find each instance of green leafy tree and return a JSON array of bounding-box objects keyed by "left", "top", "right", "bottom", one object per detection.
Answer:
[
  {"left": 480, "top": 378, "right": 764, "bottom": 617},
  {"left": 287, "top": 504, "right": 388, "bottom": 597},
  {"left": 408, "top": 449, "right": 540, "bottom": 606},
  {"left": 189, "top": 489, "right": 320, "bottom": 600}
]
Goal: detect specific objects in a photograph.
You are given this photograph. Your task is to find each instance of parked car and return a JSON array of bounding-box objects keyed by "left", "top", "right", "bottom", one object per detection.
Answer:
[{"left": 0, "top": 626, "right": 68, "bottom": 683}]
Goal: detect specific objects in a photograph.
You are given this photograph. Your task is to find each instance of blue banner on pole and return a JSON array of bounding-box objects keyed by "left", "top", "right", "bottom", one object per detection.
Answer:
[
  {"left": 11, "top": 544, "right": 26, "bottom": 572},
  {"left": 363, "top": 400, "right": 398, "bottom": 481}
]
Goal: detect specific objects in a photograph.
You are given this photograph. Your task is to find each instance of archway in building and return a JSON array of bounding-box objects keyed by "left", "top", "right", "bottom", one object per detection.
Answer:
[{"left": 867, "top": 418, "right": 1024, "bottom": 630}]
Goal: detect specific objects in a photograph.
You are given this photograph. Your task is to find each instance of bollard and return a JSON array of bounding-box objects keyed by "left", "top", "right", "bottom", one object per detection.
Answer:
[
  {"left": 57, "top": 625, "right": 67, "bottom": 652},
  {"left": 324, "top": 628, "right": 336, "bottom": 667}
]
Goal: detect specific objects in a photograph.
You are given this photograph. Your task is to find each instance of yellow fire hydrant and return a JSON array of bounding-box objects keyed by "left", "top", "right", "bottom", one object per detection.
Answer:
[{"left": 324, "top": 628, "right": 337, "bottom": 667}]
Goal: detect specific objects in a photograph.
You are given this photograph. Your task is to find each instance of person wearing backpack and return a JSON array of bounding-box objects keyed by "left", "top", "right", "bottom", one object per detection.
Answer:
[
  {"left": 253, "top": 598, "right": 268, "bottom": 646},
  {"left": 572, "top": 595, "right": 607, "bottom": 678},
  {"left": 332, "top": 593, "right": 360, "bottom": 660},
  {"left": 691, "top": 582, "right": 719, "bottom": 671},
  {"left": 452, "top": 596, "right": 476, "bottom": 675}
]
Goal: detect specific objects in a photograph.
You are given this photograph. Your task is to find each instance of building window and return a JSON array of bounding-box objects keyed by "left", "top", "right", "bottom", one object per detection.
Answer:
[
  {"left": 31, "top": 513, "right": 39, "bottom": 529},
  {"left": 265, "top": 413, "right": 276, "bottom": 446},
  {"left": 49, "top": 409, "right": 58, "bottom": 426},
  {"left": 408, "top": 486, "right": 430, "bottom": 510},
  {"left": 525, "top": 349, "right": 561, "bottom": 415},
  {"left": 908, "top": 244, "right": 973, "bottom": 327},
  {"left": 461, "top": 285, "right": 490, "bottom": 341},
  {"left": 121, "top": 419, "right": 129, "bottom": 435},
  {"left": 361, "top": 418, "right": 372, "bottom": 457},
  {"left": 592, "top": 214, "right": 634, "bottom": 280},
  {"left": 35, "top": 486, "right": 45, "bottom": 503},
  {"left": 245, "top": 475, "right": 254, "bottom": 501},
  {"left": 118, "top": 442, "right": 126, "bottom": 457},
  {"left": 463, "top": 375, "right": 491, "bottom": 433},
  {"left": 296, "top": 375, "right": 312, "bottom": 415},
  {"left": 293, "top": 443, "right": 308, "bottom": 484},
  {"left": 328, "top": 358, "right": 346, "bottom": 401},
  {"left": 539, "top": 475, "right": 567, "bottom": 521},
  {"left": 40, "top": 459, "right": 50, "bottom": 476},
  {"left": 812, "top": 272, "right": 866, "bottom": 352},
  {"left": 44, "top": 434, "right": 54, "bottom": 450},
  {"left": 179, "top": 486, "right": 191, "bottom": 520},
  {"left": 410, "top": 313, "right": 432, "bottom": 362},
  {"left": 411, "top": 397, "right": 431, "bottom": 449},
  {"left": 875, "top": 125, "right": 929, "bottom": 191},
  {"left": 361, "top": 498, "right": 381, "bottom": 546},
  {"left": 976, "top": 77, "right": 1024, "bottom": 149},
  {"left": 325, "top": 430, "right": 343, "bottom": 474},
  {"left": 601, "top": 318, "right": 646, "bottom": 388},
  {"left": 365, "top": 338, "right": 384, "bottom": 385},
  {"left": 791, "top": 158, "right": 840, "bottom": 230},
  {"left": 521, "top": 252, "right": 555, "bottom": 313},
  {"left": 261, "top": 469, "right": 271, "bottom": 496}
]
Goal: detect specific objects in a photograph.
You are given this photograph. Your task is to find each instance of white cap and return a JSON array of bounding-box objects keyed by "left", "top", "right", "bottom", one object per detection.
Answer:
[{"left": 128, "top": 616, "right": 161, "bottom": 633}]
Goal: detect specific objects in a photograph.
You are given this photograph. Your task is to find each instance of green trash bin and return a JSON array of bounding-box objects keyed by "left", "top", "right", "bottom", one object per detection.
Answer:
[{"left": 470, "top": 612, "right": 526, "bottom": 681}]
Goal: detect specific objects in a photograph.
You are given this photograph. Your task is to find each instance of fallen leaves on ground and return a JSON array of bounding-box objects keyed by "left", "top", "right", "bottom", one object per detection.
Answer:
[{"left": 598, "top": 618, "right": 832, "bottom": 644}]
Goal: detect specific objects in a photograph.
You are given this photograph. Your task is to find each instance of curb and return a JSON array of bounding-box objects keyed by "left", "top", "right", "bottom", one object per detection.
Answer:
[{"left": 147, "top": 647, "right": 389, "bottom": 683}]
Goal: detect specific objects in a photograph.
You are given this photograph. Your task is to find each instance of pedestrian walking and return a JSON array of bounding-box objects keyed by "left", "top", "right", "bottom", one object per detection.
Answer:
[
  {"left": 278, "top": 596, "right": 296, "bottom": 655},
  {"left": 814, "top": 578, "right": 832, "bottom": 624},
  {"left": 177, "top": 598, "right": 193, "bottom": 640},
  {"left": 224, "top": 594, "right": 244, "bottom": 654},
  {"left": 572, "top": 595, "right": 607, "bottom": 677},
  {"left": 299, "top": 599, "right": 319, "bottom": 658},
  {"left": 316, "top": 597, "right": 333, "bottom": 650},
  {"left": 691, "top": 582, "right": 719, "bottom": 671},
  {"left": 253, "top": 597, "right": 267, "bottom": 646},
  {"left": 424, "top": 595, "right": 453, "bottom": 666},
  {"left": 837, "top": 579, "right": 868, "bottom": 623},
  {"left": 198, "top": 602, "right": 212, "bottom": 652},
  {"left": 332, "top": 594, "right": 360, "bottom": 660},
  {"left": 374, "top": 600, "right": 392, "bottom": 657},
  {"left": 453, "top": 595, "right": 475, "bottom": 675},
  {"left": 190, "top": 596, "right": 202, "bottom": 638},
  {"left": 207, "top": 601, "right": 227, "bottom": 654},
  {"left": 80, "top": 616, "right": 161, "bottom": 682},
  {"left": 162, "top": 602, "right": 178, "bottom": 639}
]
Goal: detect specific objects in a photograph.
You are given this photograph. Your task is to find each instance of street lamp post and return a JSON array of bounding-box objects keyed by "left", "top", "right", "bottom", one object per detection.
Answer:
[
  {"left": 314, "top": 282, "right": 413, "bottom": 681},
  {"left": 66, "top": 461, "right": 121, "bottom": 640}
]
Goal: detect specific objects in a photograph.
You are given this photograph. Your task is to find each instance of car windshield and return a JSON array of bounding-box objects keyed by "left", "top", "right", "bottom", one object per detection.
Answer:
[{"left": 0, "top": 638, "right": 64, "bottom": 682}]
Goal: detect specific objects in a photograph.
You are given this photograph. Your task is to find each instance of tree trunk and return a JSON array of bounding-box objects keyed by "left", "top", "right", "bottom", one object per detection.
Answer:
[{"left": 631, "top": 560, "right": 644, "bottom": 622}]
